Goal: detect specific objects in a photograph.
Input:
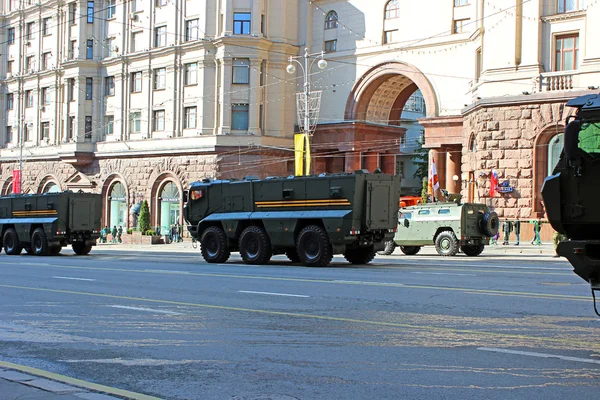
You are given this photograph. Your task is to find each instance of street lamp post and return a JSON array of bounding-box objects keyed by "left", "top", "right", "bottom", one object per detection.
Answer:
[{"left": 286, "top": 48, "right": 327, "bottom": 176}]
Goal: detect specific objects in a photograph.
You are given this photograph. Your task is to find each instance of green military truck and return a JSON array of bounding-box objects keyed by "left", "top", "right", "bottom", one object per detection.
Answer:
[
  {"left": 0, "top": 191, "right": 102, "bottom": 256},
  {"left": 378, "top": 202, "right": 499, "bottom": 257},
  {"left": 184, "top": 171, "right": 401, "bottom": 267}
]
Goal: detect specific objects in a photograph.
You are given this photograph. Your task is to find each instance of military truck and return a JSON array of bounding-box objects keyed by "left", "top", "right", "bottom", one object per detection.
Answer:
[
  {"left": 542, "top": 93, "right": 600, "bottom": 314},
  {"left": 378, "top": 202, "right": 499, "bottom": 257},
  {"left": 184, "top": 171, "right": 401, "bottom": 267},
  {"left": 0, "top": 191, "right": 102, "bottom": 256}
]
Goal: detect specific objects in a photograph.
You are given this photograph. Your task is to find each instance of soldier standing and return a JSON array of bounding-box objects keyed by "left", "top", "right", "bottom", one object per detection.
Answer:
[
  {"left": 531, "top": 219, "right": 542, "bottom": 245},
  {"left": 502, "top": 219, "right": 513, "bottom": 245},
  {"left": 514, "top": 220, "right": 521, "bottom": 246},
  {"left": 117, "top": 226, "right": 123, "bottom": 243},
  {"left": 112, "top": 226, "right": 118, "bottom": 243}
]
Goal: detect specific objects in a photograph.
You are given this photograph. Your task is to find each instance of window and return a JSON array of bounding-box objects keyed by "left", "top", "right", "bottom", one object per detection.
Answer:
[
  {"left": 185, "top": 19, "right": 199, "bottom": 41},
  {"left": 105, "top": 38, "right": 117, "bottom": 57},
  {"left": 42, "top": 52, "right": 51, "bottom": 70},
  {"left": 7, "top": 61, "right": 13, "bottom": 75},
  {"left": 233, "top": 12, "right": 251, "bottom": 34},
  {"left": 132, "top": 0, "right": 140, "bottom": 12},
  {"left": 42, "top": 17, "right": 51, "bottom": 35},
  {"left": 85, "top": 116, "right": 92, "bottom": 138},
  {"left": 132, "top": 31, "right": 143, "bottom": 52},
  {"left": 469, "top": 133, "right": 477, "bottom": 152},
  {"left": 6, "top": 94, "right": 13, "bottom": 110},
  {"left": 130, "top": 112, "right": 141, "bottom": 132},
  {"left": 87, "top": 1, "right": 95, "bottom": 23},
  {"left": 86, "top": 77, "right": 93, "bottom": 100},
  {"left": 26, "top": 56, "right": 35, "bottom": 71},
  {"left": 558, "top": 0, "right": 583, "bottom": 13},
  {"left": 231, "top": 104, "right": 249, "bottom": 130},
  {"left": 476, "top": 47, "right": 482, "bottom": 82},
  {"left": 154, "top": 68, "right": 166, "bottom": 89},
  {"left": 24, "top": 125, "right": 30, "bottom": 141},
  {"left": 184, "top": 106, "right": 196, "bottom": 129},
  {"left": 153, "top": 110, "right": 165, "bottom": 131},
  {"left": 41, "top": 122, "right": 49, "bottom": 139},
  {"left": 154, "top": 26, "right": 166, "bottom": 47},
  {"left": 107, "top": 0, "right": 116, "bottom": 18},
  {"left": 555, "top": 34, "right": 579, "bottom": 71},
  {"left": 69, "top": 2, "right": 77, "bottom": 24},
  {"left": 438, "top": 209, "right": 451, "bottom": 214},
  {"left": 131, "top": 71, "right": 142, "bottom": 92},
  {"left": 25, "top": 90, "right": 33, "bottom": 107},
  {"left": 418, "top": 209, "right": 430, "bottom": 215},
  {"left": 68, "top": 116, "right": 75, "bottom": 139},
  {"left": 86, "top": 39, "right": 93, "bottom": 59},
  {"left": 68, "top": 78, "right": 75, "bottom": 101},
  {"left": 104, "top": 116, "right": 114, "bottom": 135},
  {"left": 384, "top": 0, "right": 399, "bottom": 19},
  {"left": 105, "top": 76, "right": 115, "bottom": 96},
  {"left": 41, "top": 87, "right": 50, "bottom": 105},
  {"left": 453, "top": 18, "right": 469, "bottom": 34},
  {"left": 6, "top": 126, "right": 12, "bottom": 143},
  {"left": 69, "top": 40, "right": 77, "bottom": 59},
  {"left": 384, "top": 30, "right": 398, "bottom": 44},
  {"left": 454, "top": 0, "right": 469, "bottom": 5},
  {"left": 184, "top": 63, "right": 197, "bottom": 85},
  {"left": 156, "top": 0, "right": 167, "bottom": 5},
  {"left": 232, "top": 59, "right": 249, "bottom": 84},
  {"left": 548, "top": 134, "right": 564, "bottom": 175},
  {"left": 261, "top": 14, "right": 265, "bottom": 35},
  {"left": 395, "top": 160, "right": 404, "bottom": 177},
  {"left": 325, "top": 11, "right": 338, "bottom": 29},
  {"left": 26, "top": 22, "right": 34, "bottom": 40},
  {"left": 324, "top": 40, "right": 337, "bottom": 53},
  {"left": 8, "top": 28, "right": 14, "bottom": 45}
]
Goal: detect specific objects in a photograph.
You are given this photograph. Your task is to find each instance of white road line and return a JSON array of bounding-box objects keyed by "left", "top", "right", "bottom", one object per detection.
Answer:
[
  {"left": 107, "top": 305, "right": 182, "bottom": 315},
  {"left": 411, "top": 272, "right": 477, "bottom": 277},
  {"left": 478, "top": 347, "right": 600, "bottom": 365},
  {"left": 333, "top": 280, "right": 405, "bottom": 286},
  {"left": 52, "top": 276, "right": 96, "bottom": 281},
  {"left": 238, "top": 290, "right": 310, "bottom": 298}
]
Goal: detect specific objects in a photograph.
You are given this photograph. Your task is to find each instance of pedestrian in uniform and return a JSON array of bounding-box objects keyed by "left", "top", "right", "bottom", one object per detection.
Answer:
[
  {"left": 531, "top": 219, "right": 542, "bottom": 245},
  {"left": 502, "top": 219, "right": 513, "bottom": 245},
  {"left": 552, "top": 231, "right": 567, "bottom": 257},
  {"left": 112, "top": 226, "right": 118, "bottom": 243},
  {"left": 117, "top": 226, "right": 123, "bottom": 243},
  {"left": 514, "top": 220, "right": 521, "bottom": 246}
]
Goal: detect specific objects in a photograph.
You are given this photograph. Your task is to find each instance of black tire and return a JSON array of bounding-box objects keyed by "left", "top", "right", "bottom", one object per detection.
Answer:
[
  {"left": 344, "top": 246, "right": 376, "bottom": 265},
  {"left": 285, "top": 248, "right": 301, "bottom": 262},
  {"left": 72, "top": 242, "right": 92, "bottom": 255},
  {"left": 239, "top": 226, "right": 272, "bottom": 265},
  {"left": 4, "top": 228, "right": 22, "bottom": 255},
  {"left": 400, "top": 246, "right": 421, "bottom": 256},
  {"left": 435, "top": 230, "right": 459, "bottom": 256},
  {"left": 480, "top": 211, "right": 499, "bottom": 238},
  {"left": 50, "top": 246, "right": 62, "bottom": 256},
  {"left": 377, "top": 241, "right": 396, "bottom": 256},
  {"left": 31, "top": 228, "right": 50, "bottom": 256},
  {"left": 296, "top": 225, "right": 333, "bottom": 267},
  {"left": 200, "top": 226, "right": 230, "bottom": 263},
  {"left": 461, "top": 244, "right": 485, "bottom": 257}
]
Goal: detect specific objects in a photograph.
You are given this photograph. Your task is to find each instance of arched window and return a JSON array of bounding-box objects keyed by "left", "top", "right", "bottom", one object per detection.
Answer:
[
  {"left": 325, "top": 11, "right": 338, "bottom": 30},
  {"left": 385, "top": 0, "right": 400, "bottom": 19},
  {"left": 42, "top": 182, "right": 61, "bottom": 193},
  {"left": 548, "top": 133, "right": 564, "bottom": 175},
  {"left": 469, "top": 133, "right": 477, "bottom": 152}
]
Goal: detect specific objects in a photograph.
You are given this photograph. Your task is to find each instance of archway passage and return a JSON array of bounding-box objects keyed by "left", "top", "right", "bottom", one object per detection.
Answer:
[
  {"left": 158, "top": 181, "right": 181, "bottom": 239},
  {"left": 109, "top": 182, "right": 127, "bottom": 229}
]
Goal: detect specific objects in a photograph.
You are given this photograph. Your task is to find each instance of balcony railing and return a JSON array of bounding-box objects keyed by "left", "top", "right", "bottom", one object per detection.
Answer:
[{"left": 540, "top": 70, "right": 577, "bottom": 92}]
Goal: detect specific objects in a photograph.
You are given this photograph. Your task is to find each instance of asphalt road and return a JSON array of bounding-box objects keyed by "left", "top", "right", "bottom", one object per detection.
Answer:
[{"left": 0, "top": 248, "right": 598, "bottom": 400}]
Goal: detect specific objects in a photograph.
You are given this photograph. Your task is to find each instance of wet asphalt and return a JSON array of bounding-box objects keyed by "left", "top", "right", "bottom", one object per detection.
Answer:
[{"left": 0, "top": 247, "right": 598, "bottom": 400}]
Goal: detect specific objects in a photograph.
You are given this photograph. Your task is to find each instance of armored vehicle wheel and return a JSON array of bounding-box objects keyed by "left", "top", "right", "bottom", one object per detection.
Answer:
[
  {"left": 4, "top": 228, "right": 22, "bottom": 255},
  {"left": 296, "top": 225, "right": 333, "bottom": 267},
  {"left": 461, "top": 244, "right": 485, "bottom": 257},
  {"left": 72, "top": 242, "right": 92, "bottom": 255},
  {"left": 285, "top": 248, "right": 301, "bottom": 262},
  {"left": 435, "top": 230, "right": 459, "bottom": 256},
  {"left": 377, "top": 241, "right": 396, "bottom": 256},
  {"left": 239, "top": 226, "right": 272, "bottom": 265},
  {"left": 50, "top": 246, "right": 62, "bottom": 256},
  {"left": 344, "top": 246, "right": 376, "bottom": 265},
  {"left": 400, "top": 246, "right": 421, "bottom": 256},
  {"left": 31, "top": 228, "right": 50, "bottom": 256},
  {"left": 480, "top": 211, "right": 499, "bottom": 238},
  {"left": 200, "top": 226, "right": 230, "bottom": 263}
]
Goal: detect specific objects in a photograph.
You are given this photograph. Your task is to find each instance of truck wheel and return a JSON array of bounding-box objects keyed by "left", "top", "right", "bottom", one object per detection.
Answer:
[
  {"left": 50, "top": 246, "right": 62, "bottom": 256},
  {"left": 285, "top": 248, "right": 301, "bottom": 262},
  {"left": 400, "top": 246, "right": 421, "bottom": 256},
  {"left": 239, "top": 226, "right": 272, "bottom": 265},
  {"left": 435, "top": 231, "right": 459, "bottom": 256},
  {"left": 344, "top": 246, "right": 376, "bottom": 265},
  {"left": 4, "top": 228, "right": 22, "bottom": 255},
  {"left": 31, "top": 228, "right": 50, "bottom": 256},
  {"left": 480, "top": 211, "right": 499, "bottom": 237},
  {"left": 377, "top": 241, "right": 396, "bottom": 256},
  {"left": 461, "top": 244, "right": 485, "bottom": 257},
  {"left": 200, "top": 226, "right": 230, "bottom": 263},
  {"left": 72, "top": 243, "right": 92, "bottom": 255},
  {"left": 296, "top": 225, "right": 333, "bottom": 267}
]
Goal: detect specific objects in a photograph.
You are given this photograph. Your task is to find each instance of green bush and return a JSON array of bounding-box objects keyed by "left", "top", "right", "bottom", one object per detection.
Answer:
[
  {"left": 138, "top": 200, "right": 150, "bottom": 233},
  {"left": 127, "top": 228, "right": 133, "bottom": 235},
  {"left": 144, "top": 229, "right": 155, "bottom": 236}
]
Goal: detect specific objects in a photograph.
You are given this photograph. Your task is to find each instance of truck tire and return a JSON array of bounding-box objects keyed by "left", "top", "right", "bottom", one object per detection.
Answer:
[
  {"left": 480, "top": 211, "right": 499, "bottom": 238},
  {"left": 50, "top": 246, "right": 62, "bottom": 256},
  {"left": 4, "top": 228, "right": 22, "bottom": 255},
  {"left": 377, "top": 241, "right": 396, "bottom": 256},
  {"left": 344, "top": 246, "right": 376, "bottom": 265},
  {"left": 285, "top": 248, "right": 301, "bottom": 262},
  {"left": 296, "top": 225, "right": 333, "bottom": 267},
  {"left": 400, "top": 246, "right": 421, "bottom": 256},
  {"left": 461, "top": 244, "right": 485, "bottom": 257},
  {"left": 31, "top": 228, "right": 50, "bottom": 256},
  {"left": 200, "top": 226, "right": 230, "bottom": 263},
  {"left": 239, "top": 226, "right": 272, "bottom": 265},
  {"left": 435, "top": 230, "right": 459, "bottom": 256},
  {"left": 72, "top": 242, "right": 92, "bottom": 255}
]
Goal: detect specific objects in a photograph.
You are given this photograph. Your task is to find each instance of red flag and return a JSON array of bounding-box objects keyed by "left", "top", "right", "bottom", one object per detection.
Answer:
[
  {"left": 12, "top": 170, "right": 21, "bottom": 194},
  {"left": 489, "top": 169, "right": 498, "bottom": 197}
]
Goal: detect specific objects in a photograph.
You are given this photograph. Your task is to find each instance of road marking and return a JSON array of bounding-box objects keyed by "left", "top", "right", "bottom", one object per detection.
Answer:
[
  {"left": 108, "top": 305, "right": 182, "bottom": 315},
  {"left": 411, "top": 272, "right": 476, "bottom": 277},
  {"left": 53, "top": 276, "right": 96, "bottom": 282},
  {"left": 333, "top": 280, "right": 405, "bottom": 286},
  {"left": 0, "top": 283, "right": 597, "bottom": 349},
  {"left": 239, "top": 290, "right": 309, "bottom": 298},
  {"left": 478, "top": 347, "right": 600, "bottom": 365}
]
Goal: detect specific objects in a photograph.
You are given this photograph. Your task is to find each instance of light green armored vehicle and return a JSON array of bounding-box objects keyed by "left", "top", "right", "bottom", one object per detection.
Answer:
[{"left": 378, "top": 202, "right": 499, "bottom": 257}]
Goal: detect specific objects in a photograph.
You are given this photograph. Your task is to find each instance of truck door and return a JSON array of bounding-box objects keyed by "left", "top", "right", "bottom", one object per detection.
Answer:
[
  {"left": 394, "top": 211, "right": 413, "bottom": 242},
  {"left": 70, "top": 198, "right": 94, "bottom": 231},
  {"left": 365, "top": 182, "right": 393, "bottom": 230}
]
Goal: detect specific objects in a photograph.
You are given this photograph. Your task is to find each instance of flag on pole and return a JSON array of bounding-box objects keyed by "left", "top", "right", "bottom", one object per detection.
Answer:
[
  {"left": 294, "top": 133, "right": 305, "bottom": 176},
  {"left": 490, "top": 169, "right": 498, "bottom": 197},
  {"left": 428, "top": 156, "right": 439, "bottom": 199},
  {"left": 12, "top": 169, "right": 21, "bottom": 194}
]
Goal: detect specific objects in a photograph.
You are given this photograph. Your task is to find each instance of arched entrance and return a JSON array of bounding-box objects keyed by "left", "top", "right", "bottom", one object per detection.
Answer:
[
  {"left": 158, "top": 181, "right": 181, "bottom": 237},
  {"left": 533, "top": 124, "right": 565, "bottom": 216},
  {"left": 108, "top": 182, "right": 128, "bottom": 228}
]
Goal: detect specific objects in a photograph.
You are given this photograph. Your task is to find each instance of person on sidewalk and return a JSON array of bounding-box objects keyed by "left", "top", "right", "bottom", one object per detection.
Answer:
[
  {"left": 502, "top": 219, "right": 513, "bottom": 245},
  {"left": 117, "top": 226, "right": 123, "bottom": 243},
  {"left": 491, "top": 230, "right": 500, "bottom": 245},
  {"left": 552, "top": 231, "right": 567, "bottom": 257},
  {"left": 531, "top": 219, "right": 542, "bottom": 245},
  {"left": 111, "top": 226, "right": 118, "bottom": 244},
  {"left": 514, "top": 220, "right": 521, "bottom": 245}
]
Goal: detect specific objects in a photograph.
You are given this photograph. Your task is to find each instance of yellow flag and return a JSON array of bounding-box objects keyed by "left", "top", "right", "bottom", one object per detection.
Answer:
[{"left": 294, "top": 133, "right": 305, "bottom": 176}]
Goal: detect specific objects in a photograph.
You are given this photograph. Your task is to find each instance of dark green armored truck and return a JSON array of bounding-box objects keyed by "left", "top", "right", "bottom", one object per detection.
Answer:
[
  {"left": 184, "top": 171, "right": 401, "bottom": 267},
  {"left": 0, "top": 192, "right": 102, "bottom": 256}
]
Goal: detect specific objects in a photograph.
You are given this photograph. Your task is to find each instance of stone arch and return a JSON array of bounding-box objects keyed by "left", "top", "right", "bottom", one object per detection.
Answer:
[
  {"left": 1, "top": 177, "right": 13, "bottom": 196},
  {"left": 468, "top": 132, "right": 477, "bottom": 152},
  {"left": 37, "top": 175, "right": 62, "bottom": 194},
  {"left": 344, "top": 61, "right": 439, "bottom": 122},
  {"left": 150, "top": 172, "right": 184, "bottom": 238},
  {"left": 101, "top": 173, "right": 129, "bottom": 229},
  {"left": 533, "top": 122, "right": 564, "bottom": 216}
]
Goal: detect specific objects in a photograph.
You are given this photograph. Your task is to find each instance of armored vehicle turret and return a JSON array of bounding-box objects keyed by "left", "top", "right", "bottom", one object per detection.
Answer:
[{"left": 184, "top": 171, "right": 401, "bottom": 267}]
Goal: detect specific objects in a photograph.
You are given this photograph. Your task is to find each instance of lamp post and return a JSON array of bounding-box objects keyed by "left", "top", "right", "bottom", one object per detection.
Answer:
[{"left": 286, "top": 48, "right": 327, "bottom": 175}]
